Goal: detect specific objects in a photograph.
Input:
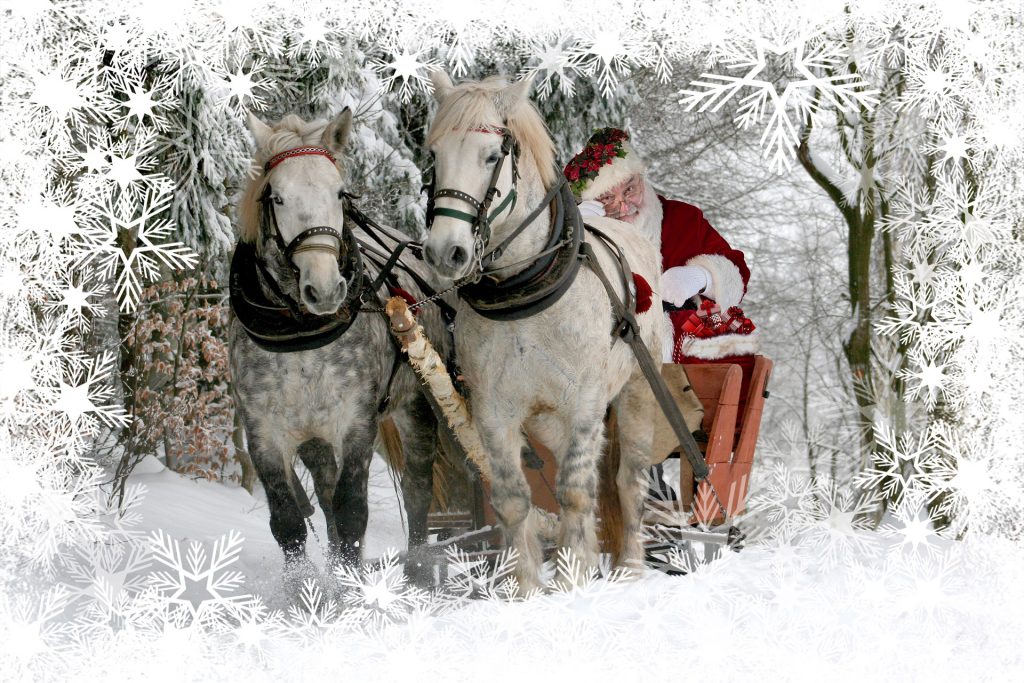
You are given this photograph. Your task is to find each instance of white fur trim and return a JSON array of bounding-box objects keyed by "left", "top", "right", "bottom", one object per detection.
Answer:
[
  {"left": 661, "top": 312, "right": 675, "bottom": 363},
  {"left": 685, "top": 253, "right": 745, "bottom": 310},
  {"left": 677, "top": 329, "right": 760, "bottom": 360},
  {"left": 578, "top": 141, "right": 646, "bottom": 200}
]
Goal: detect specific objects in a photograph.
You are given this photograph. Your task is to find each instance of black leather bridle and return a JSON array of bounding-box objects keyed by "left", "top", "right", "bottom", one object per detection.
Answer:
[
  {"left": 425, "top": 125, "right": 521, "bottom": 275},
  {"left": 230, "top": 146, "right": 365, "bottom": 351}
]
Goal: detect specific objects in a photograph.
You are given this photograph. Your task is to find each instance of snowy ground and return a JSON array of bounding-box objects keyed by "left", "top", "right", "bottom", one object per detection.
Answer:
[
  {"left": 20, "top": 456, "right": 1013, "bottom": 682},
  {"left": 125, "top": 452, "right": 411, "bottom": 605}
]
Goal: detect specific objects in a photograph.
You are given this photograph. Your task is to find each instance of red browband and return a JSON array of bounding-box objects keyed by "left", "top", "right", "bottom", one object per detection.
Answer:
[
  {"left": 463, "top": 125, "right": 505, "bottom": 135},
  {"left": 264, "top": 146, "right": 337, "bottom": 172}
]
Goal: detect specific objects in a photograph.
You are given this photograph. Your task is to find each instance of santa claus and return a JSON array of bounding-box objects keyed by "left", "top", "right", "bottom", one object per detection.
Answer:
[
  {"left": 566, "top": 129, "right": 760, "bottom": 505},
  {"left": 564, "top": 127, "right": 758, "bottom": 368}
]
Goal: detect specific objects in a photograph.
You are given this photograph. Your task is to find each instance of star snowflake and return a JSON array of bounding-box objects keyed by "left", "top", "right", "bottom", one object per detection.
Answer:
[
  {"left": 45, "top": 350, "right": 128, "bottom": 451},
  {"left": 281, "top": 578, "right": 343, "bottom": 644},
  {"left": 371, "top": 48, "right": 441, "bottom": 103},
  {"left": 73, "top": 186, "right": 197, "bottom": 311},
  {"left": 563, "top": 26, "right": 655, "bottom": 99},
  {"left": 679, "top": 33, "right": 879, "bottom": 171},
  {"left": 335, "top": 549, "right": 432, "bottom": 628},
  {"left": 443, "top": 546, "right": 522, "bottom": 600},
  {"left": 146, "top": 530, "right": 250, "bottom": 628},
  {"left": 522, "top": 37, "right": 577, "bottom": 99}
]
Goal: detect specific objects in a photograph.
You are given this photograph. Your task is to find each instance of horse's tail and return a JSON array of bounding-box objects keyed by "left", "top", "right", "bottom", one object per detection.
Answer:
[
  {"left": 597, "top": 409, "right": 624, "bottom": 561},
  {"left": 376, "top": 415, "right": 459, "bottom": 510},
  {"left": 377, "top": 417, "right": 406, "bottom": 471}
]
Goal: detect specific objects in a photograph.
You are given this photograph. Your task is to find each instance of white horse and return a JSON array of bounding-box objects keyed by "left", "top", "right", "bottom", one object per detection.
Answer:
[{"left": 422, "top": 72, "right": 663, "bottom": 591}]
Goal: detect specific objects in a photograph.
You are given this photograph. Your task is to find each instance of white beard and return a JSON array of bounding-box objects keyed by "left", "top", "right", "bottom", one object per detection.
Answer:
[{"left": 631, "top": 181, "right": 664, "bottom": 251}]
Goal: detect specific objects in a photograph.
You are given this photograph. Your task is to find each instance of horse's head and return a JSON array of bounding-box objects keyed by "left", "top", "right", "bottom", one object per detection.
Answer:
[
  {"left": 422, "top": 72, "right": 555, "bottom": 280},
  {"left": 242, "top": 110, "right": 355, "bottom": 316}
]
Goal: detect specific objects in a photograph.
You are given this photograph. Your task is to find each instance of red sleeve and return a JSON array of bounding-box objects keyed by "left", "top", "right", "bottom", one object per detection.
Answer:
[{"left": 659, "top": 197, "right": 750, "bottom": 291}]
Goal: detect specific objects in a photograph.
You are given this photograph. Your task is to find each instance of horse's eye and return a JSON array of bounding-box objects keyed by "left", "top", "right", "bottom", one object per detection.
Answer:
[
  {"left": 271, "top": 194, "right": 283, "bottom": 205},
  {"left": 485, "top": 153, "right": 500, "bottom": 165}
]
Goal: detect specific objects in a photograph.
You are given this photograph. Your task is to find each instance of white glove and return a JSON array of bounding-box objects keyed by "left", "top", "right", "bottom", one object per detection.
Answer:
[
  {"left": 661, "top": 265, "right": 710, "bottom": 307},
  {"left": 577, "top": 199, "right": 606, "bottom": 219}
]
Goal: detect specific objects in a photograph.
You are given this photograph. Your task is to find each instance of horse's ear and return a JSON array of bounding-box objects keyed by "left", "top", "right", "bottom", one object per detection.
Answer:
[
  {"left": 495, "top": 73, "right": 535, "bottom": 117},
  {"left": 321, "top": 107, "right": 353, "bottom": 156},
  {"left": 430, "top": 70, "right": 454, "bottom": 102},
  {"left": 246, "top": 112, "right": 273, "bottom": 148}
]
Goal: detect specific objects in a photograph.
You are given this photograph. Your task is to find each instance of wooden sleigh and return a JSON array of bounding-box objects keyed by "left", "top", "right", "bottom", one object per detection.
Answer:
[{"left": 425, "top": 355, "right": 773, "bottom": 563}]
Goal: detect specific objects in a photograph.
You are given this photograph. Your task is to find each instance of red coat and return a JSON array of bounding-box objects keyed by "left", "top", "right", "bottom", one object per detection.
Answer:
[
  {"left": 658, "top": 196, "right": 758, "bottom": 365},
  {"left": 659, "top": 196, "right": 750, "bottom": 292}
]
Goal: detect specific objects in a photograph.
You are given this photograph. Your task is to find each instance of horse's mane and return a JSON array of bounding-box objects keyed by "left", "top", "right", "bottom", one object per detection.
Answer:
[
  {"left": 426, "top": 76, "right": 557, "bottom": 189},
  {"left": 237, "top": 114, "right": 344, "bottom": 244}
]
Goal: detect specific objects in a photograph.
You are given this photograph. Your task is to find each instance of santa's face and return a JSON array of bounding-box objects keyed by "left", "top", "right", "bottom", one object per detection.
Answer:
[{"left": 596, "top": 174, "right": 645, "bottom": 223}]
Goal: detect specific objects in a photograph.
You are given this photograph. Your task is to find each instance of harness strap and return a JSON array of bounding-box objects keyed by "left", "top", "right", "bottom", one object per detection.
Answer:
[
  {"left": 347, "top": 203, "right": 458, "bottom": 324},
  {"left": 579, "top": 226, "right": 713, "bottom": 485},
  {"left": 481, "top": 177, "right": 564, "bottom": 270},
  {"left": 365, "top": 239, "right": 409, "bottom": 295}
]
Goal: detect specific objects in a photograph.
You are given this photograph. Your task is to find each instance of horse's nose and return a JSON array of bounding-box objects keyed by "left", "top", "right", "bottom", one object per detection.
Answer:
[
  {"left": 301, "top": 279, "right": 346, "bottom": 315},
  {"left": 447, "top": 244, "right": 468, "bottom": 268},
  {"left": 424, "top": 242, "right": 468, "bottom": 273}
]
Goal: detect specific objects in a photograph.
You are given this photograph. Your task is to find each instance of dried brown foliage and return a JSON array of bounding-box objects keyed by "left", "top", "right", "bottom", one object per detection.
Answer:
[{"left": 125, "top": 275, "right": 235, "bottom": 482}]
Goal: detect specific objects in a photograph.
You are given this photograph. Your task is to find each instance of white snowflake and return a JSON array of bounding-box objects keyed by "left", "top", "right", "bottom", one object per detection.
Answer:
[
  {"left": 679, "top": 33, "right": 879, "bottom": 171},
  {"left": 443, "top": 545, "right": 522, "bottom": 601},
  {"left": 370, "top": 48, "right": 442, "bottom": 103},
  {"left": 563, "top": 26, "right": 656, "bottom": 99},
  {"left": 146, "top": 529, "right": 250, "bottom": 627},
  {"left": 335, "top": 549, "right": 433, "bottom": 628},
  {"left": 73, "top": 186, "right": 197, "bottom": 311},
  {"left": 0, "top": 586, "right": 74, "bottom": 680},
  {"left": 855, "top": 425, "right": 944, "bottom": 505},
  {"left": 521, "top": 36, "right": 578, "bottom": 99},
  {"left": 279, "top": 578, "right": 343, "bottom": 644},
  {"left": 45, "top": 350, "right": 128, "bottom": 449}
]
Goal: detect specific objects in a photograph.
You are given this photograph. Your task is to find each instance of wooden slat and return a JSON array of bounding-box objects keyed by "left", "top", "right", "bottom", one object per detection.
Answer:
[
  {"left": 733, "top": 356, "right": 772, "bottom": 464},
  {"left": 693, "top": 462, "right": 752, "bottom": 524},
  {"left": 684, "top": 364, "right": 741, "bottom": 465}
]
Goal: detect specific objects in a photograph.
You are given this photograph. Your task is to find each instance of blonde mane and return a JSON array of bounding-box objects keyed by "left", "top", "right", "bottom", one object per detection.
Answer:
[
  {"left": 426, "top": 76, "right": 557, "bottom": 189},
  {"left": 237, "top": 114, "right": 345, "bottom": 244}
]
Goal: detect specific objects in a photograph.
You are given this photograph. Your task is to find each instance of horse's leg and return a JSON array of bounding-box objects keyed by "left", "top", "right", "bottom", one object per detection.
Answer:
[
  {"left": 331, "top": 424, "right": 374, "bottom": 568},
  {"left": 248, "top": 429, "right": 308, "bottom": 562},
  {"left": 480, "top": 418, "right": 543, "bottom": 594},
  {"left": 554, "top": 404, "right": 605, "bottom": 587},
  {"left": 611, "top": 370, "right": 657, "bottom": 574},
  {"left": 393, "top": 392, "right": 437, "bottom": 549},
  {"left": 391, "top": 391, "right": 438, "bottom": 584},
  {"left": 297, "top": 437, "right": 339, "bottom": 549}
]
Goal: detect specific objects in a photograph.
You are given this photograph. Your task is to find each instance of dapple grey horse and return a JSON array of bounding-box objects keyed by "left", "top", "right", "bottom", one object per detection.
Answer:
[{"left": 229, "top": 111, "right": 448, "bottom": 578}]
